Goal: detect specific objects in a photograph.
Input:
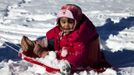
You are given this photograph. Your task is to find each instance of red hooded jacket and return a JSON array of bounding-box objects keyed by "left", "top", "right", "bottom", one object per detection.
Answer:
[{"left": 46, "top": 12, "right": 111, "bottom": 71}]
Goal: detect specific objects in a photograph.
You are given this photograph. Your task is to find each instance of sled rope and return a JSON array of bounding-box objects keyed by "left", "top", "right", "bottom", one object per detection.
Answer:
[
  {"left": 0, "top": 35, "right": 20, "bottom": 48},
  {"left": 4, "top": 42, "right": 19, "bottom": 53},
  {"left": 0, "top": 35, "right": 20, "bottom": 53}
]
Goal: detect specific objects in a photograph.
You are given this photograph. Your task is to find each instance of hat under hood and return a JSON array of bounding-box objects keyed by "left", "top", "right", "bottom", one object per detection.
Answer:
[{"left": 57, "top": 4, "right": 83, "bottom": 31}]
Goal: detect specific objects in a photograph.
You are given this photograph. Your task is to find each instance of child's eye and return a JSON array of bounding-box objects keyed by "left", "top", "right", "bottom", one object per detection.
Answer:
[
  {"left": 61, "top": 20, "right": 66, "bottom": 24},
  {"left": 68, "top": 20, "right": 74, "bottom": 24},
  {"left": 68, "top": 19, "right": 74, "bottom": 24},
  {"left": 60, "top": 18, "right": 74, "bottom": 24}
]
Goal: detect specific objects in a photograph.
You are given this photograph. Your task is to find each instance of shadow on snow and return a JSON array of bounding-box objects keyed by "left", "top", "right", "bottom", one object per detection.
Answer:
[
  {"left": 97, "top": 17, "right": 134, "bottom": 68},
  {"left": 104, "top": 50, "right": 134, "bottom": 68},
  {"left": 97, "top": 17, "right": 134, "bottom": 41},
  {"left": 0, "top": 42, "right": 21, "bottom": 62}
]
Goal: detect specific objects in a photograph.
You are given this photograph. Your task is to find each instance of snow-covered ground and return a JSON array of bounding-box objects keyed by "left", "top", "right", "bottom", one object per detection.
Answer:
[{"left": 0, "top": 0, "right": 134, "bottom": 75}]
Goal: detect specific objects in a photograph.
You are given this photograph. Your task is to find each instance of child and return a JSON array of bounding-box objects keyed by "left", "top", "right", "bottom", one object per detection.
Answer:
[{"left": 21, "top": 4, "right": 111, "bottom": 72}]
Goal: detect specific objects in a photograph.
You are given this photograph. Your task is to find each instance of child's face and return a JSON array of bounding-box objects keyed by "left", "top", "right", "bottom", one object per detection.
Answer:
[{"left": 60, "top": 17, "right": 75, "bottom": 30}]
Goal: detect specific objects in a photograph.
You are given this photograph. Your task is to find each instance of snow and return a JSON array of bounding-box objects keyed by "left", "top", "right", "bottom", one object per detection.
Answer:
[
  {"left": 35, "top": 51, "right": 71, "bottom": 74},
  {"left": 0, "top": 0, "right": 134, "bottom": 75},
  {"left": 106, "top": 27, "right": 134, "bottom": 52},
  {"left": 61, "top": 47, "right": 68, "bottom": 57}
]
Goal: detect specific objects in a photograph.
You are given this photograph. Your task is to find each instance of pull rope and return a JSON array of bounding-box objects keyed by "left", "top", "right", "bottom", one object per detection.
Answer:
[
  {"left": 0, "top": 35, "right": 20, "bottom": 48},
  {"left": 0, "top": 35, "right": 20, "bottom": 53},
  {"left": 4, "top": 42, "right": 19, "bottom": 53}
]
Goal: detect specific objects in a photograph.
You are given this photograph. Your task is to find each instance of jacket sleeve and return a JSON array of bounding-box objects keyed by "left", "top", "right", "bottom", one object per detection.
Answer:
[
  {"left": 46, "top": 26, "right": 59, "bottom": 50},
  {"left": 46, "top": 26, "right": 57, "bottom": 40}
]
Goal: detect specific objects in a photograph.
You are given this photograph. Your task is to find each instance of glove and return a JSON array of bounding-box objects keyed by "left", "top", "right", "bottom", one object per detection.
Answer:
[
  {"left": 60, "top": 60, "right": 71, "bottom": 75},
  {"left": 33, "top": 44, "right": 48, "bottom": 57},
  {"left": 21, "top": 36, "right": 36, "bottom": 52}
]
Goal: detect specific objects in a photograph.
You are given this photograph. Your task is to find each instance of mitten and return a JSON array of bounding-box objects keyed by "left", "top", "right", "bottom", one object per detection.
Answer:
[{"left": 60, "top": 60, "right": 71, "bottom": 75}]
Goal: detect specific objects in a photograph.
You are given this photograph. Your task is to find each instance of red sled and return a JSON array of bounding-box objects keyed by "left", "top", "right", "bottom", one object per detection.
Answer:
[
  {"left": 18, "top": 51, "right": 60, "bottom": 73},
  {"left": 18, "top": 51, "right": 108, "bottom": 74}
]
